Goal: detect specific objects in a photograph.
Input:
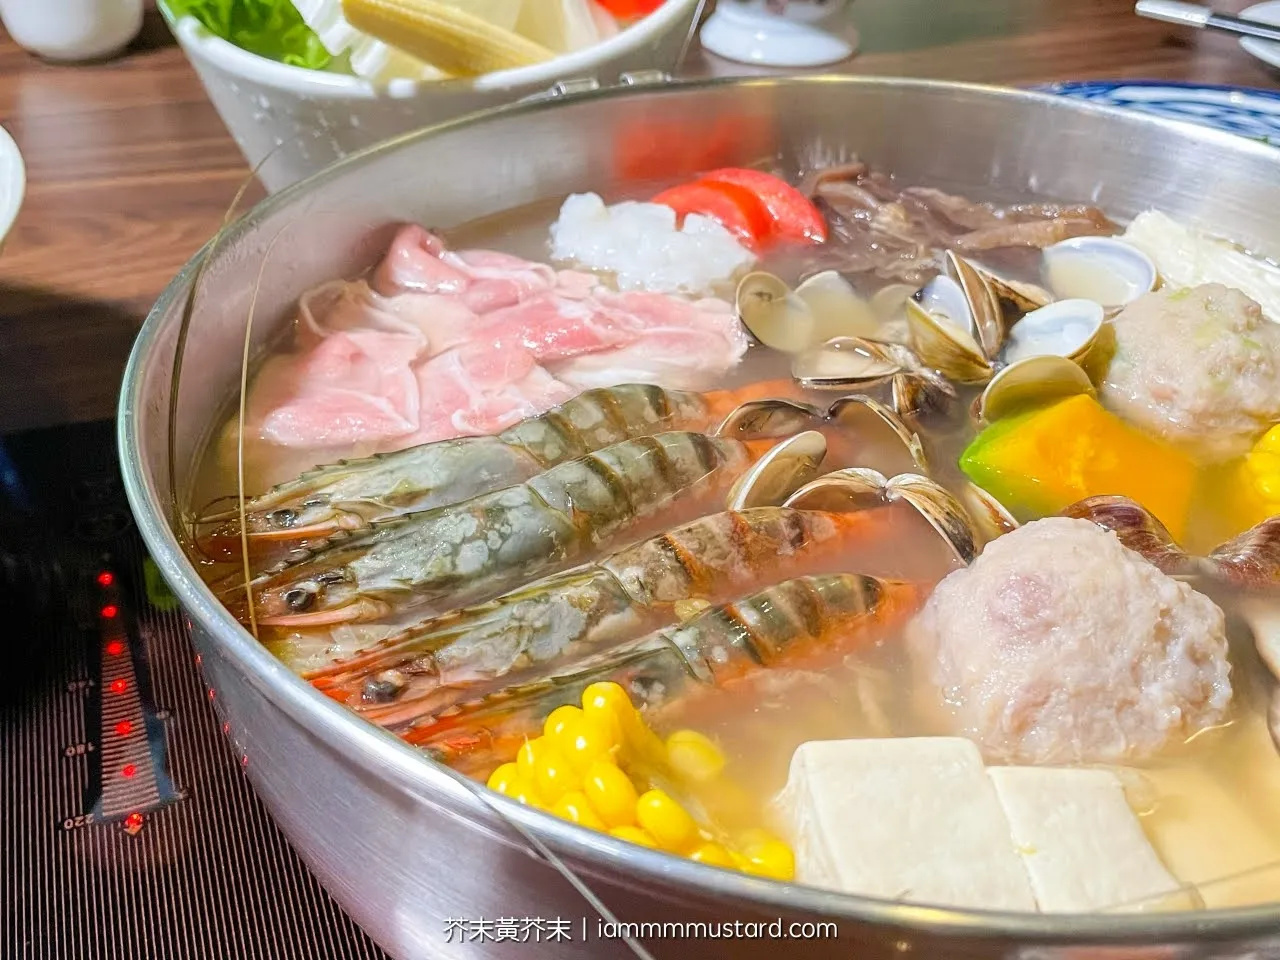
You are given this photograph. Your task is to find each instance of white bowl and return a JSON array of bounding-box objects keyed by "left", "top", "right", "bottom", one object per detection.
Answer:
[
  {"left": 0, "top": 123, "right": 24, "bottom": 251},
  {"left": 170, "top": 0, "right": 700, "bottom": 193}
]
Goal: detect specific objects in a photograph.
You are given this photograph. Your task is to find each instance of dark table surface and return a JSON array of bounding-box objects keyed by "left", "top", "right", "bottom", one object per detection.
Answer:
[{"left": 0, "top": 0, "right": 1276, "bottom": 433}]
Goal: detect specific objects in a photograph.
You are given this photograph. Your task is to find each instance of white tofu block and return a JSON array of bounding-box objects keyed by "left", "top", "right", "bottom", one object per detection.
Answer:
[
  {"left": 987, "top": 767, "right": 1181, "bottom": 913},
  {"left": 776, "top": 738, "right": 1038, "bottom": 911}
]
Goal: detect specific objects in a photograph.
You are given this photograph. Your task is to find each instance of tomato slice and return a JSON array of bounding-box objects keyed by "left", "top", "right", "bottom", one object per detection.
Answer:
[
  {"left": 699, "top": 167, "right": 828, "bottom": 244},
  {"left": 651, "top": 181, "right": 773, "bottom": 250},
  {"left": 595, "top": 0, "right": 665, "bottom": 17}
]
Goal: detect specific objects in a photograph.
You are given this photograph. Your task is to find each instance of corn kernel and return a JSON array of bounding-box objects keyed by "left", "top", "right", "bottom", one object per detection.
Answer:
[
  {"left": 556, "top": 714, "right": 619, "bottom": 774},
  {"left": 533, "top": 747, "right": 580, "bottom": 804},
  {"left": 739, "top": 830, "right": 795, "bottom": 881},
  {"left": 635, "top": 789, "right": 698, "bottom": 852},
  {"left": 486, "top": 762, "right": 522, "bottom": 796},
  {"left": 1247, "top": 450, "right": 1280, "bottom": 478},
  {"left": 609, "top": 825, "right": 658, "bottom": 848},
  {"left": 582, "top": 760, "right": 638, "bottom": 828},
  {"left": 516, "top": 736, "right": 549, "bottom": 783},
  {"left": 552, "top": 791, "right": 606, "bottom": 830},
  {"left": 544, "top": 704, "right": 584, "bottom": 741},
  {"left": 1256, "top": 425, "right": 1280, "bottom": 454},
  {"left": 689, "top": 842, "right": 736, "bottom": 869},
  {"left": 665, "top": 729, "right": 726, "bottom": 783},
  {"left": 582, "top": 681, "right": 631, "bottom": 744},
  {"left": 509, "top": 782, "right": 544, "bottom": 809},
  {"left": 1256, "top": 472, "right": 1280, "bottom": 501}
]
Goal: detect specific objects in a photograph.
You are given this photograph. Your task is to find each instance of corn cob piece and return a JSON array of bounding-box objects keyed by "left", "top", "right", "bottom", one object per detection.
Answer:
[{"left": 342, "top": 0, "right": 554, "bottom": 75}]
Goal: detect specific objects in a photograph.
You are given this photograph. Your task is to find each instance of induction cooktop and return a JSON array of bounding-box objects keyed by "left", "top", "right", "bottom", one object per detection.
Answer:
[{"left": 0, "top": 419, "right": 388, "bottom": 960}]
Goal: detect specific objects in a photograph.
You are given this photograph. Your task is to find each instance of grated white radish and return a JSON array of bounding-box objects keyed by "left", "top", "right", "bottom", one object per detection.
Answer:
[{"left": 548, "top": 192, "right": 756, "bottom": 296}]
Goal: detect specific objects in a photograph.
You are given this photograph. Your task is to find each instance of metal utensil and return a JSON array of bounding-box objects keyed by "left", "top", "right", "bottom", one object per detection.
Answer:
[{"left": 1136, "top": 0, "right": 1280, "bottom": 43}]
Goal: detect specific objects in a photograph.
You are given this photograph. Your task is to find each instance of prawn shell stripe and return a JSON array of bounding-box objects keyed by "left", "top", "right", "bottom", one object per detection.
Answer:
[
  {"left": 243, "top": 431, "right": 747, "bottom": 623},
  {"left": 671, "top": 573, "right": 885, "bottom": 681}
]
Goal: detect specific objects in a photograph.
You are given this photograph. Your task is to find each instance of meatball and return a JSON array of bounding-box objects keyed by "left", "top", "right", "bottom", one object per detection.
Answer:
[
  {"left": 908, "top": 517, "right": 1231, "bottom": 765},
  {"left": 1100, "top": 283, "right": 1280, "bottom": 462}
]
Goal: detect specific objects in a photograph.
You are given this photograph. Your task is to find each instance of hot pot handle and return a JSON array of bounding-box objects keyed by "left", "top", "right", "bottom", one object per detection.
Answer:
[{"left": 518, "top": 69, "right": 672, "bottom": 104}]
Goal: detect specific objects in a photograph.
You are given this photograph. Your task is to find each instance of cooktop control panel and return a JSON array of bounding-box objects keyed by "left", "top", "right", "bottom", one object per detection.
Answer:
[{"left": 0, "top": 421, "right": 387, "bottom": 960}]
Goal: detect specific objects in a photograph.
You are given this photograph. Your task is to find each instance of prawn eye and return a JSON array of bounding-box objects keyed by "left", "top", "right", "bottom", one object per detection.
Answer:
[
  {"left": 270, "top": 508, "right": 298, "bottom": 528},
  {"left": 284, "top": 587, "right": 315, "bottom": 611},
  {"left": 364, "top": 670, "right": 408, "bottom": 703}
]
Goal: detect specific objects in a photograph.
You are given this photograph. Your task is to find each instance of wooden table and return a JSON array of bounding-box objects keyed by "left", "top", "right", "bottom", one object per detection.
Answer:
[{"left": 0, "top": 0, "right": 1276, "bottom": 434}]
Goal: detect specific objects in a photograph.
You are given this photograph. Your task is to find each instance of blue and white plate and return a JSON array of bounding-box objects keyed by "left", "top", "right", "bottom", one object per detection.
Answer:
[{"left": 1035, "top": 80, "right": 1280, "bottom": 145}]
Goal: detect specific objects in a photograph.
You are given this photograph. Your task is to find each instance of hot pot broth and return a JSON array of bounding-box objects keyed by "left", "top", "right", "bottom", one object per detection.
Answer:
[{"left": 188, "top": 161, "right": 1280, "bottom": 913}]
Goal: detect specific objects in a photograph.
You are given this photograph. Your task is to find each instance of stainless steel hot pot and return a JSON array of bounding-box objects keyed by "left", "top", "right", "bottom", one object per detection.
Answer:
[{"left": 118, "top": 77, "right": 1280, "bottom": 960}]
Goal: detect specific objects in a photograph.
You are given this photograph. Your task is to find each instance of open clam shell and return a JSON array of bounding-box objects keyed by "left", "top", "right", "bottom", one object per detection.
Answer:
[
  {"left": 1042, "top": 236, "right": 1158, "bottom": 309},
  {"left": 726, "top": 430, "right": 829, "bottom": 511},
  {"left": 781, "top": 467, "right": 893, "bottom": 513},
  {"left": 945, "top": 251, "right": 1005, "bottom": 359},
  {"left": 976, "top": 354, "right": 1096, "bottom": 425},
  {"left": 959, "top": 482, "right": 1020, "bottom": 544},
  {"left": 1208, "top": 515, "right": 1280, "bottom": 591},
  {"left": 791, "top": 337, "right": 905, "bottom": 390},
  {"left": 999, "top": 299, "right": 1105, "bottom": 367},
  {"left": 797, "top": 270, "right": 882, "bottom": 340},
  {"left": 892, "top": 369, "right": 957, "bottom": 423},
  {"left": 826, "top": 394, "right": 928, "bottom": 473},
  {"left": 716, "top": 398, "right": 824, "bottom": 441},
  {"left": 1059, "top": 496, "right": 1196, "bottom": 577},
  {"left": 905, "top": 293, "right": 993, "bottom": 384},
  {"left": 737, "top": 270, "right": 882, "bottom": 355},
  {"left": 972, "top": 263, "right": 1055, "bottom": 316},
  {"left": 737, "top": 272, "right": 815, "bottom": 353},
  {"left": 783, "top": 469, "right": 979, "bottom": 564}
]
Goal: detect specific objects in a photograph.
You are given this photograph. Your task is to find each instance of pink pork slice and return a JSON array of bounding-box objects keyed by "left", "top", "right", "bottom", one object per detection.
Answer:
[{"left": 244, "top": 224, "right": 747, "bottom": 452}]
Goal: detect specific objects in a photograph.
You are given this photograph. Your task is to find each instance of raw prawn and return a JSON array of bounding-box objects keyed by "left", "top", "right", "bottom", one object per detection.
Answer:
[
  {"left": 309, "top": 504, "right": 934, "bottom": 725},
  {"left": 408, "top": 573, "right": 923, "bottom": 766},
  {"left": 195, "top": 380, "right": 801, "bottom": 561},
  {"left": 220, "top": 431, "right": 775, "bottom": 629}
]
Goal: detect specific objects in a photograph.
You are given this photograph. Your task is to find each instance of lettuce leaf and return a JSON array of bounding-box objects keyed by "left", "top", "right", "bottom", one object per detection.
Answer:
[{"left": 161, "top": 0, "right": 332, "bottom": 70}]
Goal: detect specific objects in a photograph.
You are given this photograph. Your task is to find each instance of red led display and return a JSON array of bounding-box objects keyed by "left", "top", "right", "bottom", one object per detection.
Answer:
[
  {"left": 100, "top": 604, "right": 119, "bottom": 620},
  {"left": 105, "top": 640, "right": 125, "bottom": 656},
  {"left": 110, "top": 679, "right": 127, "bottom": 695},
  {"left": 121, "top": 764, "right": 136, "bottom": 779},
  {"left": 124, "top": 812, "right": 143, "bottom": 830},
  {"left": 115, "top": 720, "right": 133, "bottom": 737},
  {"left": 96, "top": 571, "right": 115, "bottom": 587}
]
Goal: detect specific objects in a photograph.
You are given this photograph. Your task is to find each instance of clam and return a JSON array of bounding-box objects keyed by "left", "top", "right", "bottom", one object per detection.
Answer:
[
  {"left": 737, "top": 272, "right": 815, "bottom": 353},
  {"left": 715, "top": 398, "right": 824, "bottom": 441},
  {"left": 784, "top": 469, "right": 979, "bottom": 564},
  {"left": 737, "top": 270, "right": 879, "bottom": 354},
  {"left": 891, "top": 369, "right": 956, "bottom": 423},
  {"left": 1059, "top": 496, "right": 1196, "bottom": 577},
  {"left": 1042, "top": 236, "right": 1158, "bottom": 309},
  {"left": 998, "top": 299, "right": 1105, "bottom": 368},
  {"left": 959, "top": 482, "right": 1020, "bottom": 545},
  {"left": 975, "top": 354, "right": 1096, "bottom": 426},
  {"left": 791, "top": 337, "right": 907, "bottom": 390},
  {"left": 825, "top": 394, "right": 928, "bottom": 473},
  {"left": 972, "top": 264, "right": 1054, "bottom": 315},
  {"left": 725, "top": 430, "right": 828, "bottom": 511},
  {"left": 906, "top": 275, "right": 994, "bottom": 385},
  {"left": 1207, "top": 515, "right": 1280, "bottom": 591},
  {"left": 902, "top": 251, "right": 1008, "bottom": 382}
]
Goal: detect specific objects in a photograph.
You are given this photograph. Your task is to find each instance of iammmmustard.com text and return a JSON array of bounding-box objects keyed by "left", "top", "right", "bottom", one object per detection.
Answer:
[{"left": 595, "top": 919, "right": 837, "bottom": 940}]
